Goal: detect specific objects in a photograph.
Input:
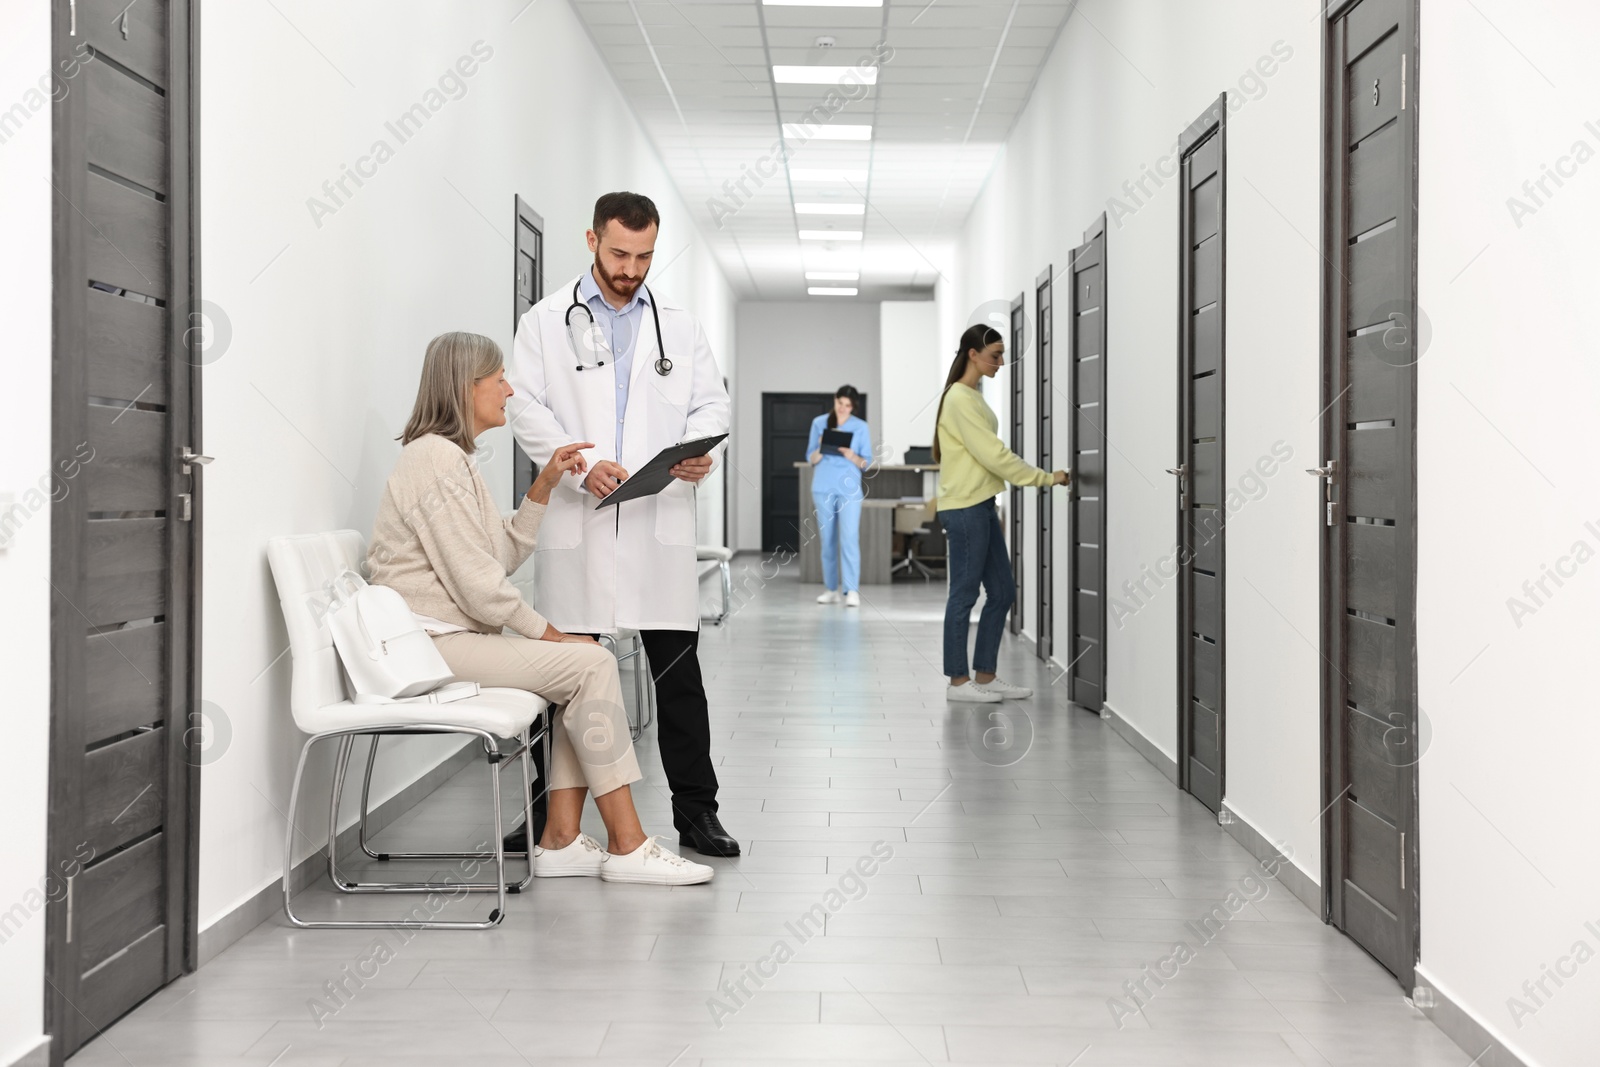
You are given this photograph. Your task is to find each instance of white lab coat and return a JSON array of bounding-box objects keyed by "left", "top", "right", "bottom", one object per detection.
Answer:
[{"left": 506, "top": 275, "right": 730, "bottom": 633}]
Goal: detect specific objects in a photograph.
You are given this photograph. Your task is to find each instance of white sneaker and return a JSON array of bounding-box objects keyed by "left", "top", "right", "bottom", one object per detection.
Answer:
[
  {"left": 600, "top": 837, "right": 715, "bottom": 886},
  {"left": 844, "top": 591, "right": 860, "bottom": 607},
  {"left": 816, "top": 590, "right": 841, "bottom": 604},
  {"left": 974, "top": 677, "right": 1034, "bottom": 699},
  {"left": 947, "top": 681, "right": 1002, "bottom": 703},
  {"left": 532, "top": 832, "right": 606, "bottom": 878}
]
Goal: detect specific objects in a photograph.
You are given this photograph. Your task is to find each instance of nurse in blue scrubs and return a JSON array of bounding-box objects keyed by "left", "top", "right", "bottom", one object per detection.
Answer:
[{"left": 806, "top": 385, "right": 872, "bottom": 607}]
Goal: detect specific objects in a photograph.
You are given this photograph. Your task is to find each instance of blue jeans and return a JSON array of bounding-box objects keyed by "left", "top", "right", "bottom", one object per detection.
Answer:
[
  {"left": 813, "top": 489, "right": 862, "bottom": 592},
  {"left": 940, "top": 499, "right": 1014, "bottom": 678}
]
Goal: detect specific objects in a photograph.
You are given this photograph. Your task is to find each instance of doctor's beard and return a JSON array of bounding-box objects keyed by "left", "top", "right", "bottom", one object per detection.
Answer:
[{"left": 594, "top": 255, "right": 647, "bottom": 302}]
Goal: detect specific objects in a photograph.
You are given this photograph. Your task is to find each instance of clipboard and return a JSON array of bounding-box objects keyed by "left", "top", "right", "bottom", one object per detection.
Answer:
[
  {"left": 595, "top": 433, "right": 729, "bottom": 508},
  {"left": 820, "top": 428, "right": 853, "bottom": 454}
]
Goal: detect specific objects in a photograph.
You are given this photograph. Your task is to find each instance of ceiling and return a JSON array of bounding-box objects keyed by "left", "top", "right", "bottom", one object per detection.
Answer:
[{"left": 570, "top": 0, "right": 1080, "bottom": 301}]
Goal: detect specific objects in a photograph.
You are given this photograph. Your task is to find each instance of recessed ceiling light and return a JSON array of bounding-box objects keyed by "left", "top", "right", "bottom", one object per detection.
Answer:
[
  {"left": 799, "top": 230, "right": 863, "bottom": 241},
  {"left": 790, "top": 169, "right": 868, "bottom": 183},
  {"left": 781, "top": 123, "right": 872, "bottom": 141},
  {"left": 809, "top": 287, "right": 860, "bottom": 296},
  {"left": 795, "top": 203, "right": 865, "bottom": 215},
  {"left": 765, "top": 0, "right": 881, "bottom": 6},
  {"left": 772, "top": 65, "right": 879, "bottom": 85},
  {"left": 806, "top": 271, "right": 860, "bottom": 281}
]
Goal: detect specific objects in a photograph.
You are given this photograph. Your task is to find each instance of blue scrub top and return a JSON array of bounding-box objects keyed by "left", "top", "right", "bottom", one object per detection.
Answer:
[{"left": 807, "top": 413, "right": 871, "bottom": 496}]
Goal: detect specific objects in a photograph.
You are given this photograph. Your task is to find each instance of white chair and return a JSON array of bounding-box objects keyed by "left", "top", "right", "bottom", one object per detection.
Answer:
[
  {"left": 599, "top": 630, "right": 655, "bottom": 741},
  {"left": 267, "top": 530, "right": 550, "bottom": 930},
  {"left": 698, "top": 544, "right": 734, "bottom": 624}
]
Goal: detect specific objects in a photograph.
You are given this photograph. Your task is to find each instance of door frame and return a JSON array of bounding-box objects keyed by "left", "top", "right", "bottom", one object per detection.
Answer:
[
  {"left": 1065, "top": 214, "right": 1108, "bottom": 712},
  {"left": 1035, "top": 266, "right": 1054, "bottom": 661},
  {"left": 511, "top": 196, "right": 544, "bottom": 503},
  {"left": 1175, "top": 95, "right": 1228, "bottom": 809},
  {"left": 46, "top": 0, "right": 203, "bottom": 1054},
  {"left": 1318, "top": 0, "right": 1422, "bottom": 982},
  {"left": 1008, "top": 294, "right": 1025, "bottom": 635}
]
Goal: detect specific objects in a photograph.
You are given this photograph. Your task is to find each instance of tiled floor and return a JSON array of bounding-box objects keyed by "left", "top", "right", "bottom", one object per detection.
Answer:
[{"left": 78, "top": 561, "right": 1471, "bottom": 1066}]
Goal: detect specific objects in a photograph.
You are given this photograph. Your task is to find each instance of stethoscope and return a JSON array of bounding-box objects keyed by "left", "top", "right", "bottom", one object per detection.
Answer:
[{"left": 566, "top": 280, "right": 672, "bottom": 376}]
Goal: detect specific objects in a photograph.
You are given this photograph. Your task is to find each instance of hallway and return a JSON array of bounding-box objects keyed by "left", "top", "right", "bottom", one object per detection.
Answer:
[{"left": 75, "top": 564, "right": 1466, "bottom": 1067}]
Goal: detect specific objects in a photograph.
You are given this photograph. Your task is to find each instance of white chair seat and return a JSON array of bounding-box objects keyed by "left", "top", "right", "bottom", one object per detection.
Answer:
[
  {"left": 299, "top": 687, "right": 544, "bottom": 738},
  {"left": 696, "top": 544, "right": 734, "bottom": 562}
]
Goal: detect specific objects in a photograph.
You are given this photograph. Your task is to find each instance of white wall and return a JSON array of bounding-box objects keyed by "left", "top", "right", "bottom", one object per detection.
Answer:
[
  {"left": 198, "top": 0, "right": 737, "bottom": 933},
  {"left": 733, "top": 302, "right": 882, "bottom": 550},
  {"left": 0, "top": 3, "right": 54, "bottom": 1059},
  {"left": 1415, "top": 3, "right": 1600, "bottom": 1064},
  {"left": 947, "top": 0, "right": 1323, "bottom": 871},
  {"left": 878, "top": 301, "right": 943, "bottom": 465},
  {"left": 950, "top": 1, "right": 1600, "bottom": 1063}
]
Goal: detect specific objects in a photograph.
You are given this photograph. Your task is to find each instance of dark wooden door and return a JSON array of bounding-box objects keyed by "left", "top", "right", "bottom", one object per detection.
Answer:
[
  {"left": 763, "top": 392, "right": 832, "bottom": 553},
  {"left": 512, "top": 197, "right": 544, "bottom": 502},
  {"left": 48, "top": 0, "right": 199, "bottom": 1058},
  {"left": 1319, "top": 0, "right": 1419, "bottom": 987},
  {"left": 1065, "top": 216, "right": 1107, "bottom": 712},
  {"left": 1175, "top": 97, "right": 1228, "bottom": 814},
  {"left": 1035, "top": 268, "right": 1054, "bottom": 661},
  {"left": 1008, "top": 295, "right": 1025, "bottom": 635}
]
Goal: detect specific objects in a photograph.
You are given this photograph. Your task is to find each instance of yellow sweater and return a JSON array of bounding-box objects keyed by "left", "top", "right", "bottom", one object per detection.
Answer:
[{"left": 935, "top": 383, "right": 1052, "bottom": 511}]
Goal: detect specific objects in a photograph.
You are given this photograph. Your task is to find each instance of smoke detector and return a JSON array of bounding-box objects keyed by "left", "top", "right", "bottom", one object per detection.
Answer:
[{"left": 814, "top": 35, "right": 836, "bottom": 48}]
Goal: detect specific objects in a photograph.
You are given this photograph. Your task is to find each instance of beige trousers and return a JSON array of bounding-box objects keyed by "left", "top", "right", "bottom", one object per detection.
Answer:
[{"left": 431, "top": 633, "right": 642, "bottom": 798}]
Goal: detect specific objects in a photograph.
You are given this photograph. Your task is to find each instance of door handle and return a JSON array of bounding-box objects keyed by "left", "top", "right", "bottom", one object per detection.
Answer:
[
  {"left": 1306, "top": 459, "right": 1338, "bottom": 525},
  {"left": 182, "top": 447, "right": 214, "bottom": 474},
  {"left": 1166, "top": 464, "right": 1187, "bottom": 511}
]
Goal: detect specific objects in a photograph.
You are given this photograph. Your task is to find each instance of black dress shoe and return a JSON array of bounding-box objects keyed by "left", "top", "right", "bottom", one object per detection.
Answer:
[
  {"left": 501, "top": 810, "right": 545, "bottom": 855},
  {"left": 679, "top": 812, "right": 740, "bottom": 857}
]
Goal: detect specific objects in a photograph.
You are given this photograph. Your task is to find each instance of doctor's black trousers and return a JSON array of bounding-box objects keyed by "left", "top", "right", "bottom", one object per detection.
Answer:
[{"left": 638, "top": 627, "right": 720, "bottom": 831}]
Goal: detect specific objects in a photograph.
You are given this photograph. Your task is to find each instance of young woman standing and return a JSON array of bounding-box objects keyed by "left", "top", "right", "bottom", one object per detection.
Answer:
[
  {"left": 933, "top": 325, "right": 1069, "bottom": 702},
  {"left": 806, "top": 385, "right": 872, "bottom": 607}
]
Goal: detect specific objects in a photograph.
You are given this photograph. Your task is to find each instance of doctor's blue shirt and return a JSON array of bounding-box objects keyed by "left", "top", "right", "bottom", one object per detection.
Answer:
[
  {"left": 577, "top": 268, "right": 651, "bottom": 457},
  {"left": 807, "top": 413, "right": 871, "bottom": 497}
]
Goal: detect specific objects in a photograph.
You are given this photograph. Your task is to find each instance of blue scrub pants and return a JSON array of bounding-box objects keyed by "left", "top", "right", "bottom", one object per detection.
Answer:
[{"left": 813, "top": 489, "right": 862, "bottom": 593}]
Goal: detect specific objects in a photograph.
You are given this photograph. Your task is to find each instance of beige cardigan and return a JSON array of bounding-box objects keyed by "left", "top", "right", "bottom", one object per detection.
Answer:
[{"left": 368, "top": 434, "right": 550, "bottom": 639}]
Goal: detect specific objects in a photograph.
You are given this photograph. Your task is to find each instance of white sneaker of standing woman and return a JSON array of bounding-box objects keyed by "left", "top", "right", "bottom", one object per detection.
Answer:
[
  {"left": 973, "top": 677, "right": 1035, "bottom": 699},
  {"left": 532, "top": 832, "right": 606, "bottom": 878},
  {"left": 946, "top": 681, "right": 1002, "bottom": 703},
  {"left": 816, "top": 590, "right": 841, "bottom": 604},
  {"left": 844, "top": 591, "right": 860, "bottom": 607},
  {"left": 600, "top": 836, "right": 715, "bottom": 885}
]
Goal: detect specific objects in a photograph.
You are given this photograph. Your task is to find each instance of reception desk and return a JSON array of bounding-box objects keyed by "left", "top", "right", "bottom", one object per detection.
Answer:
[{"left": 794, "top": 462, "right": 940, "bottom": 586}]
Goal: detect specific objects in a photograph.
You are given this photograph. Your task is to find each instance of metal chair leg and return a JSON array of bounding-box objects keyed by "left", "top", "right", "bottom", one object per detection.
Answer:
[
  {"left": 329, "top": 730, "right": 540, "bottom": 894},
  {"left": 282, "top": 729, "right": 512, "bottom": 931},
  {"left": 357, "top": 733, "right": 530, "bottom": 863},
  {"left": 358, "top": 736, "right": 381, "bottom": 860},
  {"left": 630, "top": 634, "right": 645, "bottom": 741}
]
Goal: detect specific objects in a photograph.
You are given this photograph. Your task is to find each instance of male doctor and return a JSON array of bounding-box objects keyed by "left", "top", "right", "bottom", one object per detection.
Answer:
[{"left": 506, "top": 192, "right": 738, "bottom": 857}]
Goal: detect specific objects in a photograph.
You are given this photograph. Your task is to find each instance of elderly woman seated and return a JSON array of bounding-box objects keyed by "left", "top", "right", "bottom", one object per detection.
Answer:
[{"left": 367, "top": 330, "right": 711, "bottom": 886}]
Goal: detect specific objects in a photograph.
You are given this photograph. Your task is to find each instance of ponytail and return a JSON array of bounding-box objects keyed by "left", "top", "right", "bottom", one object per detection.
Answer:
[{"left": 931, "top": 324, "right": 1001, "bottom": 462}]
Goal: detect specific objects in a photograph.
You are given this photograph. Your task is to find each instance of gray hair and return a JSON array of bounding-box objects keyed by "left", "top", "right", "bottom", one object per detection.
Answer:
[{"left": 400, "top": 331, "right": 503, "bottom": 453}]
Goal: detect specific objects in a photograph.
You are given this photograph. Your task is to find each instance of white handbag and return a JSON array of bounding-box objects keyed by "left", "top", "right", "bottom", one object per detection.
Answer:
[{"left": 325, "top": 572, "right": 473, "bottom": 704}]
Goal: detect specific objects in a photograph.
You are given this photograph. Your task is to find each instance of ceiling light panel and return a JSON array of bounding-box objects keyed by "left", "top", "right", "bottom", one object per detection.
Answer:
[
  {"left": 789, "top": 169, "right": 868, "bottom": 183},
  {"left": 782, "top": 123, "right": 872, "bottom": 141},
  {"left": 795, "top": 203, "right": 865, "bottom": 215},
  {"left": 799, "top": 230, "right": 863, "bottom": 241},
  {"left": 764, "top": 0, "right": 881, "bottom": 7},
  {"left": 771, "top": 65, "right": 880, "bottom": 85}
]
